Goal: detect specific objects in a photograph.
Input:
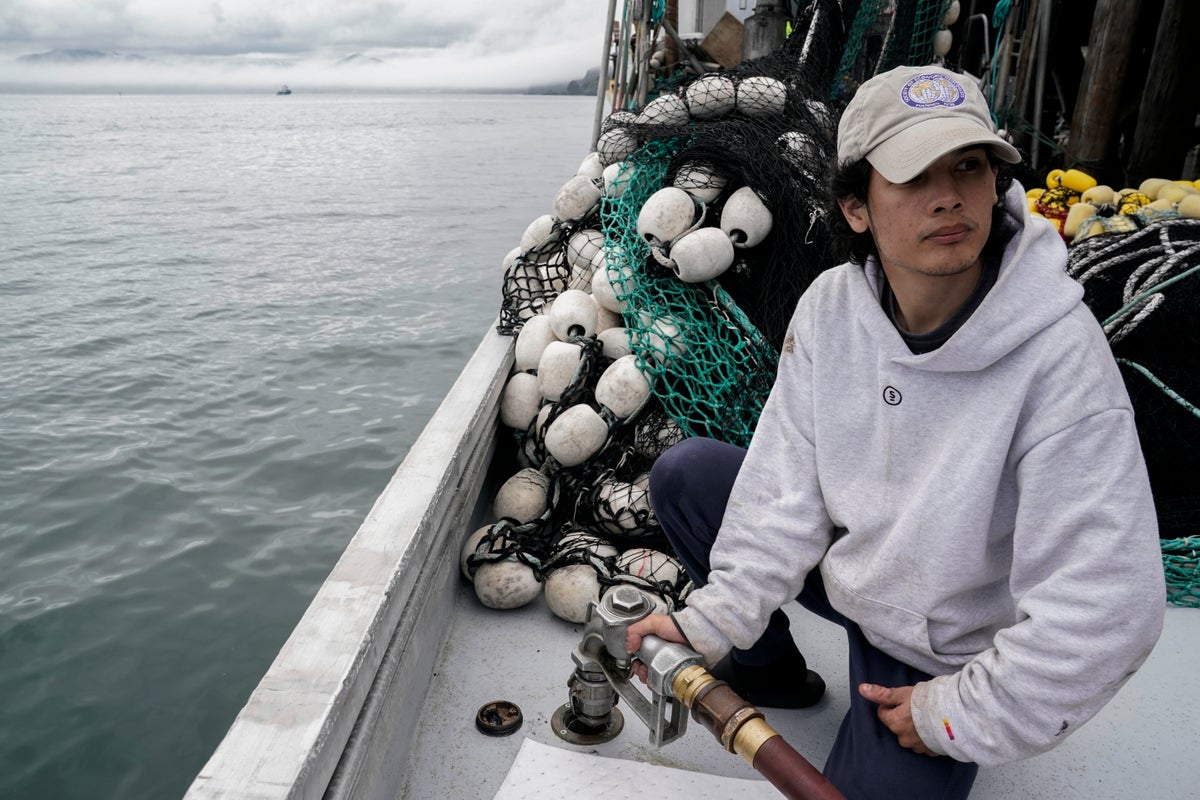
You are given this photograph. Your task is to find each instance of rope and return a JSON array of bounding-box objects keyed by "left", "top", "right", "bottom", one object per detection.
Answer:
[{"left": 1117, "top": 360, "right": 1200, "bottom": 422}]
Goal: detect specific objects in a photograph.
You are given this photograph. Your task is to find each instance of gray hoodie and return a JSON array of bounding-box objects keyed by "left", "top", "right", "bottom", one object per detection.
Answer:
[{"left": 674, "top": 184, "right": 1165, "bottom": 766}]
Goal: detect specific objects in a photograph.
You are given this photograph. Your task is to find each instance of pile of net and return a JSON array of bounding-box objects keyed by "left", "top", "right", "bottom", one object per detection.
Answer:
[
  {"left": 470, "top": 3, "right": 855, "bottom": 623},
  {"left": 468, "top": 0, "right": 1124, "bottom": 622},
  {"left": 1067, "top": 216, "right": 1200, "bottom": 606}
]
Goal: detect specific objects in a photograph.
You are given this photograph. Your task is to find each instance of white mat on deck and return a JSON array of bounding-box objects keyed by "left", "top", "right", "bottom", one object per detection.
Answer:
[{"left": 493, "top": 738, "right": 781, "bottom": 799}]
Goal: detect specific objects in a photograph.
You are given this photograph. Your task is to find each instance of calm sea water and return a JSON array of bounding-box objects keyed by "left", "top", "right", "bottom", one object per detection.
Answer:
[{"left": 0, "top": 92, "right": 596, "bottom": 799}]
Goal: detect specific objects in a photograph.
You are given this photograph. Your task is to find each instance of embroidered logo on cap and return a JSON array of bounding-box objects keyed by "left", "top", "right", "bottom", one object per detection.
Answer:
[{"left": 900, "top": 73, "right": 966, "bottom": 109}]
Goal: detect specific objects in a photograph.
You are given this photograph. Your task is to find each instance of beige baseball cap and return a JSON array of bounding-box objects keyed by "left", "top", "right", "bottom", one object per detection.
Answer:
[{"left": 837, "top": 65, "right": 1021, "bottom": 183}]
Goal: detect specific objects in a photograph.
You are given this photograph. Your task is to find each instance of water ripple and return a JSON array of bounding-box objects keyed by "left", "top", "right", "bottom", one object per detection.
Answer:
[{"left": 0, "top": 91, "right": 596, "bottom": 800}]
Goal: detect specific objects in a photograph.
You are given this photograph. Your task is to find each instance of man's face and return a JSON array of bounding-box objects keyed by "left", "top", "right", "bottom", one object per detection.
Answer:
[{"left": 838, "top": 146, "right": 1000, "bottom": 280}]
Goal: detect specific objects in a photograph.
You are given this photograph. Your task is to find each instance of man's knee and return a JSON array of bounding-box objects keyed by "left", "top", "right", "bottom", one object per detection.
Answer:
[
  {"left": 649, "top": 437, "right": 745, "bottom": 514},
  {"left": 649, "top": 437, "right": 707, "bottom": 503}
]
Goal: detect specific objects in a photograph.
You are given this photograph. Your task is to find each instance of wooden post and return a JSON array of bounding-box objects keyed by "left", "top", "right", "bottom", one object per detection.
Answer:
[
  {"left": 665, "top": 0, "right": 679, "bottom": 73},
  {"left": 1011, "top": 0, "right": 1040, "bottom": 151},
  {"left": 1068, "top": 0, "right": 1147, "bottom": 171},
  {"left": 1127, "top": 0, "right": 1200, "bottom": 181}
]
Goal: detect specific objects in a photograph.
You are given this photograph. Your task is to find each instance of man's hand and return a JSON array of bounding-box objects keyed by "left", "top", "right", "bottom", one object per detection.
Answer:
[
  {"left": 858, "top": 683, "right": 936, "bottom": 756},
  {"left": 624, "top": 613, "right": 688, "bottom": 684}
]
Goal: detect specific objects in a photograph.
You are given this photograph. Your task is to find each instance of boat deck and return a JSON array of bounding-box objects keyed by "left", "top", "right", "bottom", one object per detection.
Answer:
[{"left": 401, "top": 585, "right": 1197, "bottom": 799}]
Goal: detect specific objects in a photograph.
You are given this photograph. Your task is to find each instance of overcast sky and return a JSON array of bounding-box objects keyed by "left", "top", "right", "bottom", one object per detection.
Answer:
[{"left": 0, "top": 0, "right": 614, "bottom": 90}]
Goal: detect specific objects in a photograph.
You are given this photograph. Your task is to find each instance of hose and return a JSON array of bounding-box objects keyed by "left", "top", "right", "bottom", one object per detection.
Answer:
[{"left": 672, "top": 664, "right": 846, "bottom": 800}]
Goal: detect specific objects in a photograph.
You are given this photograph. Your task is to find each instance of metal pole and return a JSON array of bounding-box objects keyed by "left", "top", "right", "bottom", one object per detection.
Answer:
[
  {"left": 661, "top": 19, "right": 707, "bottom": 77},
  {"left": 593, "top": 0, "right": 619, "bottom": 149}
]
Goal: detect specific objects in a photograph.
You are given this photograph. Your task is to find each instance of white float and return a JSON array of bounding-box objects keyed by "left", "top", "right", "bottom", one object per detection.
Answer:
[
  {"left": 615, "top": 547, "right": 681, "bottom": 587},
  {"left": 597, "top": 326, "right": 633, "bottom": 360},
  {"left": 474, "top": 555, "right": 542, "bottom": 610},
  {"left": 576, "top": 151, "right": 605, "bottom": 181},
  {"left": 594, "top": 302, "right": 622, "bottom": 334},
  {"left": 460, "top": 525, "right": 493, "bottom": 580},
  {"left": 720, "top": 186, "right": 773, "bottom": 248},
  {"left": 602, "top": 162, "right": 629, "bottom": 198},
  {"left": 520, "top": 214, "right": 558, "bottom": 251},
  {"left": 537, "top": 341, "right": 585, "bottom": 402},
  {"left": 685, "top": 74, "right": 736, "bottom": 119},
  {"left": 591, "top": 265, "right": 621, "bottom": 314},
  {"left": 596, "top": 127, "right": 639, "bottom": 167},
  {"left": 667, "top": 226, "right": 735, "bottom": 283},
  {"left": 499, "top": 372, "right": 541, "bottom": 431},
  {"left": 637, "top": 186, "right": 700, "bottom": 247},
  {"left": 634, "top": 92, "right": 689, "bottom": 126},
  {"left": 933, "top": 29, "right": 953, "bottom": 58},
  {"left": 514, "top": 314, "right": 559, "bottom": 372},
  {"left": 597, "top": 481, "right": 656, "bottom": 535},
  {"left": 501, "top": 246, "right": 522, "bottom": 270},
  {"left": 943, "top": 0, "right": 961, "bottom": 26},
  {"left": 673, "top": 162, "right": 728, "bottom": 203},
  {"left": 493, "top": 468, "right": 551, "bottom": 523},
  {"left": 536, "top": 250, "right": 569, "bottom": 295},
  {"left": 553, "top": 175, "right": 602, "bottom": 222},
  {"left": 736, "top": 75, "right": 788, "bottom": 118},
  {"left": 607, "top": 110, "right": 638, "bottom": 127},
  {"left": 544, "top": 404, "right": 609, "bottom": 467},
  {"left": 547, "top": 289, "right": 598, "bottom": 340},
  {"left": 545, "top": 564, "right": 605, "bottom": 623},
  {"left": 544, "top": 533, "right": 619, "bottom": 623},
  {"left": 595, "top": 355, "right": 653, "bottom": 420},
  {"left": 636, "top": 312, "right": 688, "bottom": 362},
  {"left": 566, "top": 229, "right": 605, "bottom": 272}
]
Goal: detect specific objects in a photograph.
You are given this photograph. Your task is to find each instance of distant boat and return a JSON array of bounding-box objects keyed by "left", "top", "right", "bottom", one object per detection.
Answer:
[{"left": 275, "top": 85, "right": 292, "bottom": 95}]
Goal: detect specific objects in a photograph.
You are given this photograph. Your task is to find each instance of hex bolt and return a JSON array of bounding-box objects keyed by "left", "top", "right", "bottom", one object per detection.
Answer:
[{"left": 611, "top": 586, "right": 647, "bottom": 614}]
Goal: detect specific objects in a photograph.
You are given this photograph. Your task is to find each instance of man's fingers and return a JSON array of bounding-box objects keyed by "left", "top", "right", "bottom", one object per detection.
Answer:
[{"left": 858, "top": 682, "right": 898, "bottom": 706}]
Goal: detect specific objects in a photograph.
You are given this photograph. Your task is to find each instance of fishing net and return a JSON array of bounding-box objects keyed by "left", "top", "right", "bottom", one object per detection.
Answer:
[
  {"left": 598, "top": 3, "right": 846, "bottom": 446},
  {"left": 831, "top": 0, "right": 954, "bottom": 101},
  {"left": 498, "top": 229, "right": 571, "bottom": 333},
  {"left": 1066, "top": 217, "right": 1200, "bottom": 603},
  {"left": 483, "top": 0, "right": 985, "bottom": 614},
  {"left": 1161, "top": 538, "right": 1200, "bottom": 608}
]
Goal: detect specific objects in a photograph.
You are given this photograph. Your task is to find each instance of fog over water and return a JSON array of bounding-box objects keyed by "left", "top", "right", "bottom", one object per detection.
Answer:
[{"left": 0, "top": 0, "right": 610, "bottom": 91}]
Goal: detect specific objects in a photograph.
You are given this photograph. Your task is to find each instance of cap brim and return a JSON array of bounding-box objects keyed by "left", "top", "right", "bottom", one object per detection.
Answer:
[{"left": 866, "top": 118, "right": 1021, "bottom": 184}]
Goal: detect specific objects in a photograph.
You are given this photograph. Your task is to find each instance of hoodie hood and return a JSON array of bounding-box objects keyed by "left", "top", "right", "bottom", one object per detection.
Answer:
[{"left": 851, "top": 182, "right": 1080, "bottom": 372}]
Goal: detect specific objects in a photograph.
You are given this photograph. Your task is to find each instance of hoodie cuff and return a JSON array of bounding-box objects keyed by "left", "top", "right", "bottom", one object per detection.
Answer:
[
  {"left": 910, "top": 680, "right": 951, "bottom": 757},
  {"left": 672, "top": 606, "right": 733, "bottom": 667},
  {"left": 667, "top": 613, "right": 694, "bottom": 648}
]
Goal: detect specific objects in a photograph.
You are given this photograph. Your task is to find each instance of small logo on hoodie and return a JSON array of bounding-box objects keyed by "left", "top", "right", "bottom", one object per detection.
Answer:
[{"left": 883, "top": 386, "right": 902, "bottom": 405}]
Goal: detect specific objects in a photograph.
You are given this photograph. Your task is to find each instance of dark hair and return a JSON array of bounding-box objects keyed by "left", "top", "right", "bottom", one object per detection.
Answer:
[{"left": 827, "top": 152, "right": 1017, "bottom": 265}]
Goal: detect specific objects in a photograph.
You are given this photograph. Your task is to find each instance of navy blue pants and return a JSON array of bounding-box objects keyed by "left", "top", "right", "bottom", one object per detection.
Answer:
[{"left": 650, "top": 438, "right": 978, "bottom": 800}]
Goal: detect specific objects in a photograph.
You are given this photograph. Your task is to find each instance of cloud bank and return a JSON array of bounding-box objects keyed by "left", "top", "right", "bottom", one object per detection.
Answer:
[{"left": 0, "top": 0, "right": 612, "bottom": 91}]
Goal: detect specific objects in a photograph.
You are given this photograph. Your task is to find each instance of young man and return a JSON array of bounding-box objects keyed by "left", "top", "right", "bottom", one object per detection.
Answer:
[{"left": 625, "top": 65, "right": 1165, "bottom": 798}]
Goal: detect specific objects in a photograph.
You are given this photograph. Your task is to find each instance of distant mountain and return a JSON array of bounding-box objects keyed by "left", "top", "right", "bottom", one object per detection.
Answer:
[
  {"left": 16, "top": 49, "right": 149, "bottom": 64},
  {"left": 527, "top": 66, "right": 601, "bottom": 96}
]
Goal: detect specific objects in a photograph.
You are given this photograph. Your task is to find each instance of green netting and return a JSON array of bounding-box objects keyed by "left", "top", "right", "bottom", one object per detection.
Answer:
[
  {"left": 907, "top": 0, "right": 954, "bottom": 66},
  {"left": 1162, "top": 538, "right": 1200, "bottom": 607},
  {"left": 600, "top": 139, "right": 780, "bottom": 448},
  {"left": 830, "top": 0, "right": 953, "bottom": 101}
]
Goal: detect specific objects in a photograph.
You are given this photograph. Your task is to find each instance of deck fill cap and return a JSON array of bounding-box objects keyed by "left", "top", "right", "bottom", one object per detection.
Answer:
[{"left": 476, "top": 700, "right": 523, "bottom": 736}]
